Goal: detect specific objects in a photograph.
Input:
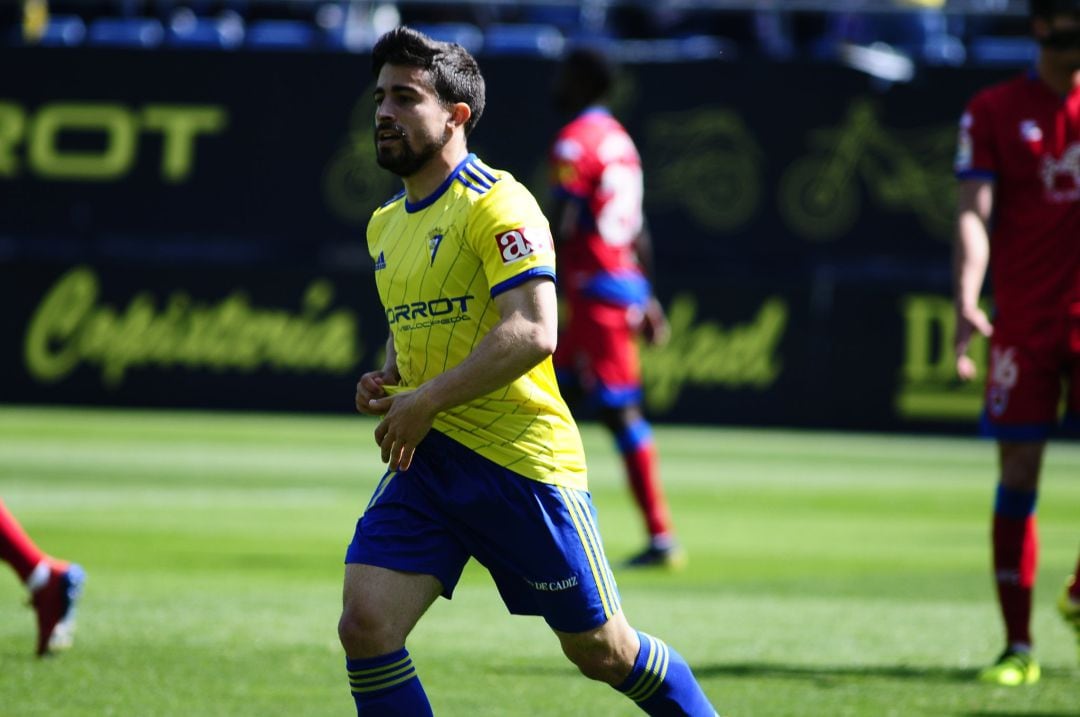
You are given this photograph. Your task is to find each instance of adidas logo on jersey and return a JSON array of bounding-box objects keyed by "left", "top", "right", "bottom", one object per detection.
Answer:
[{"left": 373, "top": 251, "right": 386, "bottom": 271}]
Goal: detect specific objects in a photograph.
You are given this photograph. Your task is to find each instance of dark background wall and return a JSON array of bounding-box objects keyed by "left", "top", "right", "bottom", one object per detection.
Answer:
[{"left": 0, "top": 47, "right": 1006, "bottom": 431}]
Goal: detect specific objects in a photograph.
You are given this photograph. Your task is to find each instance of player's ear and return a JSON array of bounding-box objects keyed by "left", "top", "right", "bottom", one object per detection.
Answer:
[{"left": 448, "top": 102, "right": 472, "bottom": 131}]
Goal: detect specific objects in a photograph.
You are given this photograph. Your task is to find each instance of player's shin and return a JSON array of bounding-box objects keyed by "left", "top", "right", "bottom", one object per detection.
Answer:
[
  {"left": 615, "top": 631, "right": 717, "bottom": 717},
  {"left": 992, "top": 484, "right": 1039, "bottom": 650},
  {"left": 345, "top": 648, "right": 433, "bottom": 717},
  {"left": 616, "top": 418, "right": 672, "bottom": 538}
]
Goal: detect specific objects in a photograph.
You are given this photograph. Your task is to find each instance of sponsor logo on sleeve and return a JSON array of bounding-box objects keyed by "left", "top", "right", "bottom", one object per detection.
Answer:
[
  {"left": 495, "top": 227, "right": 553, "bottom": 264},
  {"left": 553, "top": 138, "right": 583, "bottom": 161},
  {"left": 954, "top": 112, "right": 973, "bottom": 171}
]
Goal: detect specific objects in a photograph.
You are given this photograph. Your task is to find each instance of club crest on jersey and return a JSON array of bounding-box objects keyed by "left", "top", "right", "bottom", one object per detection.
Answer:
[
  {"left": 1019, "top": 119, "right": 1043, "bottom": 143},
  {"left": 495, "top": 227, "right": 552, "bottom": 264},
  {"left": 428, "top": 230, "right": 445, "bottom": 266}
]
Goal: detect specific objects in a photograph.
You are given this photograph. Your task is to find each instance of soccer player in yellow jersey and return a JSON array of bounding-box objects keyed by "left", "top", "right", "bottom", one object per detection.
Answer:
[{"left": 337, "top": 27, "right": 719, "bottom": 717}]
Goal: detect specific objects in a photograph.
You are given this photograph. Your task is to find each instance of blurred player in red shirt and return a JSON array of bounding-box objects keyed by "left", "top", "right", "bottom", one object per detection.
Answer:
[
  {"left": 954, "top": 0, "right": 1080, "bottom": 685},
  {"left": 548, "top": 48, "right": 683, "bottom": 569}
]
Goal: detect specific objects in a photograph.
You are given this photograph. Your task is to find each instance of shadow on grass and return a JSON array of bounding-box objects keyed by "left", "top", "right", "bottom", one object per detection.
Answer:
[
  {"left": 694, "top": 662, "right": 1075, "bottom": 686},
  {"left": 489, "top": 661, "right": 977, "bottom": 683},
  {"left": 492, "top": 661, "right": 1074, "bottom": 688},
  {"left": 691, "top": 662, "right": 977, "bottom": 683},
  {"left": 960, "top": 713, "right": 1080, "bottom": 717}
]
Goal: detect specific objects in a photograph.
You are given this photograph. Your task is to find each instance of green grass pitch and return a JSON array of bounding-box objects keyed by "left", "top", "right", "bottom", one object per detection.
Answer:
[{"left": 1, "top": 405, "right": 1078, "bottom": 716}]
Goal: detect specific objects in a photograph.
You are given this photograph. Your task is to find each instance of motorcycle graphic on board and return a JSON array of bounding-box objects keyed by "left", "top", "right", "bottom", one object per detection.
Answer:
[{"left": 778, "top": 98, "right": 956, "bottom": 243}]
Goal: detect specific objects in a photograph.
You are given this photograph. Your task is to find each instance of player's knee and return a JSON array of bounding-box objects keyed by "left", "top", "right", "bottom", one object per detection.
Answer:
[
  {"left": 337, "top": 604, "right": 399, "bottom": 658},
  {"left": 600, "top": 405, "right": 640, "bottom": 434},
  {"left": 561, "top": 640, "right": 634, "bottom": 686}
]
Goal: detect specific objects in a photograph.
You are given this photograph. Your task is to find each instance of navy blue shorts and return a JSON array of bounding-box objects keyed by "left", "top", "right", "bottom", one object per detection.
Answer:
[{"left": 345, "top": 430, "right": 621, "bottom": 634}]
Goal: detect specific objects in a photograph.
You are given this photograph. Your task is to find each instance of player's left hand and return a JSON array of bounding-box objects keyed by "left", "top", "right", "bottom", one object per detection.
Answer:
[
  {"left": 369, "top": 389, "right": 437, "bottom": 471},
  {"left": 954, "top": 304, "right": 993, "bottom": 382},
  {"left": 641, "top": 297, "right": 670, "bottom": 347},
  {"left": 355, "top": 368, "right": 399, "bottom": 416}
]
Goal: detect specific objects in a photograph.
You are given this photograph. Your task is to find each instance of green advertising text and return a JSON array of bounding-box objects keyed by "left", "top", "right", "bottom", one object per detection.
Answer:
[
  {"left": 24, "top": 267, "right": 359, "bottom": 387},
  {"left": 0, "top": 101, "right": 226, "bottom": 182},
  {"left": 642, "top": 295, "right": 787, "bottom": 412},
  {"left": 896, "top": 293, "right": 987, "bottom": 420}
]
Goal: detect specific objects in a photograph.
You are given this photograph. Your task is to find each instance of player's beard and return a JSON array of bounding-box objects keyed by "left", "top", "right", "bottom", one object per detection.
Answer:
[{"left": 375, "top": 124, "right": 450, "bottom": 178}]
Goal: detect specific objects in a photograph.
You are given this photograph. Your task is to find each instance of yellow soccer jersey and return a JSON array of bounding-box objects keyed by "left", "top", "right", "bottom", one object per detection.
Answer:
[{"left": 367, "top": 154, "right": 587, "bottom": 489}]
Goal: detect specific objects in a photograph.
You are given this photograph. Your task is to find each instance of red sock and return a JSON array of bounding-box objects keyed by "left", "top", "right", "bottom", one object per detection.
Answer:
[
  {"left": 1070, "top": 556, "right": 1080, "bottom": 601},
  {"left": 992, "top": 514, "right": 1038, "bottom": 647},
  {"left": 622, "top": 442, "right": 673, "bottom": 539},
  {"left": 0, "top": 499, "right": 46, "bottom": 582}
]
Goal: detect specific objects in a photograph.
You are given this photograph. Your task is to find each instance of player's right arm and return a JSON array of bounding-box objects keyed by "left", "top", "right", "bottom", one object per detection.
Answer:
[
  {"left": 953, "top": 178, "right": 995, "bottom": 381},
  {"left": 355, "top": 335, "right": 400, "bottom": 416},
  {"left": 548, "top": 132, "right": 592, "bottom": 246},
  {"left": 549, "top": 194, "right": 581, "bottom": 246},
  {"left": 368, "top": 277, "right": 558, "bottom": 471}
]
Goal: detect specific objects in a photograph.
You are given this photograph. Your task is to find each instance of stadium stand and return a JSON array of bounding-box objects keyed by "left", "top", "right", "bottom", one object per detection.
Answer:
[
  {"left": 245, "top": 18, "right": 317, "bottom": 49},
  {"left": 0, "top": 0, "right": 1040, "bottom": 66},
  {"left": 809, "top": 10, "right": 967, "bottom": 64},
  {"left": 36, "top": 13, "right": 84, "bottom": 46},
  {"left": 86, "top": 16, "right": 164, "bottom": 48},
  {"left": 482, "top": 22, "right": 564, "bottom": 56},
  {"left": 967, "top": 34, "right": 1039, "bottom": 64},
  {"left": 409, "top": 21, "right": 483, "bottom": 53},
  {"left": 165, "top": 9, "right": 244, "bottom": 49}
]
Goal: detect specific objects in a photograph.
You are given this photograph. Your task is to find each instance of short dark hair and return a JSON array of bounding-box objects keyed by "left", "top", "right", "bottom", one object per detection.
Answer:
[
  {"left": 1031, "top": 0, "right": 1080, "bottom": 20},
  {"left": 372, "top": 26, "right": 486, "bottom": 136},
  {"left": 562, "top": 47, "right": 616, "bottom": 106}
]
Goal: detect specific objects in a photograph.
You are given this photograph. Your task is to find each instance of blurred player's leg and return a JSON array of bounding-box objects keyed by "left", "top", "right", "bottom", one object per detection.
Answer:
[
  {"left": 0, "top": 497, "right": 45, "bottom": 580},
  {"left": 610, "top": 412, "right": 683, "bottom": 569},
  {"left": 582, "top": 302, "right": 684, "bottom": 569},
  {"left": 1061, "top": 572, "right": 1080, "bottom": 664},
  {"left": 1068, "top": 559, "right": 1080, "bottom": 601},
  {"left": 991, "top": 484, "right": 1038, "bottom": 650},
  {"left": 979, "top": 462, "right": 1041, "bottom": 685},
  {"left": 0, "top": 498, "right": 85, "bottom": 656},
  {"left": 615, "top": 416, "right": 668, "bottom": 536}
]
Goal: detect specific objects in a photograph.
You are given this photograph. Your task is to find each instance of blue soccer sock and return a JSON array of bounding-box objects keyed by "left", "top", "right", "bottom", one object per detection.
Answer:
[
  {"left": 616, "top": 631, "right": 718, "bottom": 716},
  {"left": 346, "top": 648, "right": 433, "bottom": 717}
]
